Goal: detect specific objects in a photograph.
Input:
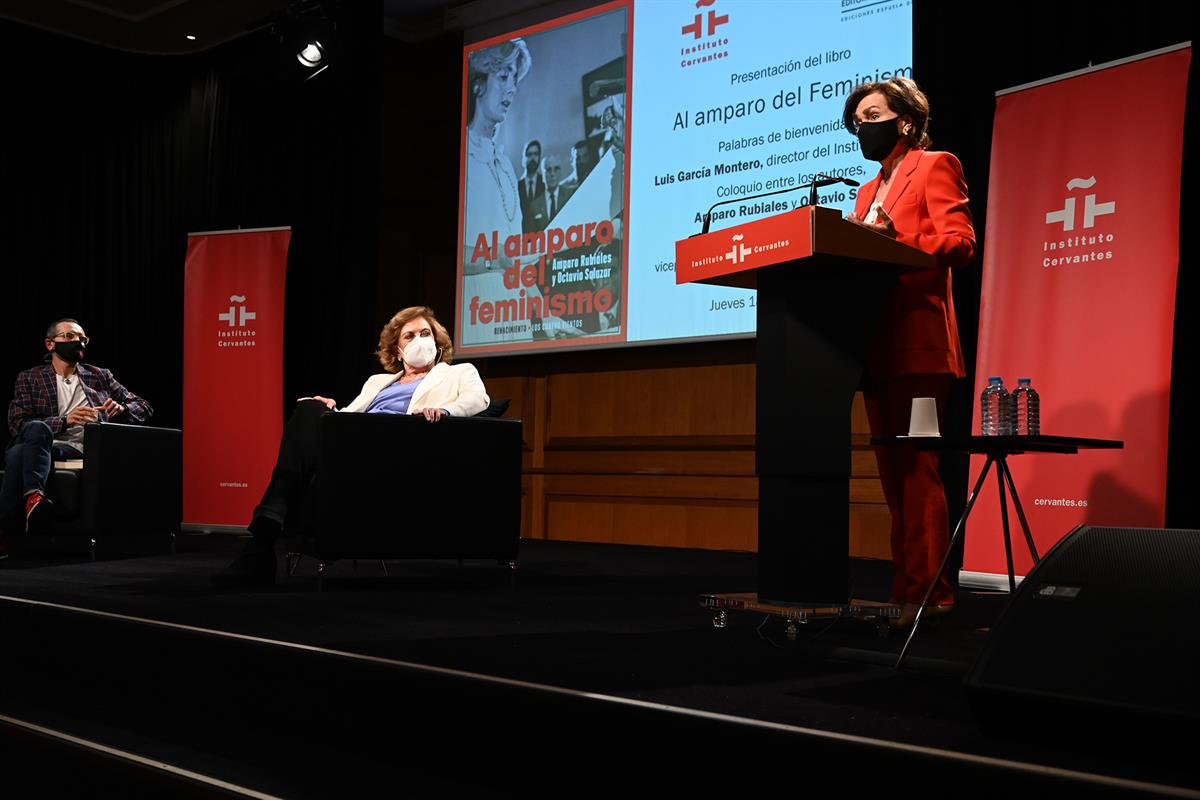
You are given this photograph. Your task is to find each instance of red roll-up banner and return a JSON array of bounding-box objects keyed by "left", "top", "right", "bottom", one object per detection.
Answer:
[
  {"left": 963, "top": 46, "right": 1190, "bottom": 589},
  {"left": 183, "top": 227, "right": 291, "bottom": 530}
]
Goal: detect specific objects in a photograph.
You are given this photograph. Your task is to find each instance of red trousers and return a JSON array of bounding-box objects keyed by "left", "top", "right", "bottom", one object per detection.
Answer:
[{"left": 863, "top": 375, "right": 955, "bottom": 606}]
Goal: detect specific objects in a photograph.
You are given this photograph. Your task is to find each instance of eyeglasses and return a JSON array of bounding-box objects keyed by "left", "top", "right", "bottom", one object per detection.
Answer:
[
  {"left": 53, "top": 332, "right": 90, "bottom": 345},
  {"left": 849, "top": 114, "right": 899, "bottom": 135}
]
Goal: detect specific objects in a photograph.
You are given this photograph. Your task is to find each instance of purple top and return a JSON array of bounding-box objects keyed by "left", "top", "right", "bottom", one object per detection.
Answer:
[{"left": 365, "top": 377, "right": 423, "bottom": 414}]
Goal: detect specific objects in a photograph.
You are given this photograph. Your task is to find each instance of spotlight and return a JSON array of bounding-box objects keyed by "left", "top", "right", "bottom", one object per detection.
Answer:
[
  {"left": 261, "top": 0, "right": 337, "bottom": 83},
  {"left": 185, "top": 34, "right": 197, "bottom": 41},
  {"left": 296, "top": 40, "right": 324, "bottom": 68}
]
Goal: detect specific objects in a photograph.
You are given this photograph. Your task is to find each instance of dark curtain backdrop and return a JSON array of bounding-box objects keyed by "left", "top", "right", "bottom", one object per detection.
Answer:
[{"left": 0, "top": 2, "right": 382, "bottom": 443}]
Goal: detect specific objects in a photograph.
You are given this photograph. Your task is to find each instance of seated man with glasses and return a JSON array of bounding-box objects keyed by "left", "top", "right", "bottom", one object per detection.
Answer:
[{"left": 0, "top": 319, "right": 152, "bottom": 553}]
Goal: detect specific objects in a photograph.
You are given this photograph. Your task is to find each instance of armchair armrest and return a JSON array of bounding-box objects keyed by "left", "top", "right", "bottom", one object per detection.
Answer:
[
  {"left": 81, "top": 422, "right": 182, "bottom": 534},
  {"left": 313, "top": 413, "right": 522, "bottom": 560}
]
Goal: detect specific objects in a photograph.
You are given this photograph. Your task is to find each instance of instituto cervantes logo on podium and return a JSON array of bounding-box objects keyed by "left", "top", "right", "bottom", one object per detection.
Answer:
[
  {"left": 725, "top": 233, "right": 751, "bottom": 264},
  {"left": 680, "top": 0, "right": 730, "bottom": 70},
  {"left": 217, "top": 294, "right": 258, "bottom": 348},
  {"left": 1041, "top": 177, "right": 1117, "bottom": 269},
  {"left": 721, "top": 230, "right": 791, "bottom": 268}
]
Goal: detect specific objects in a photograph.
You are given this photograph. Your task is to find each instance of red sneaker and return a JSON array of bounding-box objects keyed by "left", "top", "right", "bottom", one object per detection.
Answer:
[{"left": 25, "top": 491, "right": 52, "bottom": 533}]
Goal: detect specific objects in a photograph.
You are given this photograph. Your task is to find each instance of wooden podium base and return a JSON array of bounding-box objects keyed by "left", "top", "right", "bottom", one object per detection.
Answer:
[{"left": 700, "top": 592, "right": 899, "bottom": 633}]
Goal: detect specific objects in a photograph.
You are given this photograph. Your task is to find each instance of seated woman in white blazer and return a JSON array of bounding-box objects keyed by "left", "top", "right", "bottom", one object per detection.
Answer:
[
  {"left": 214, "top": 306, "right": 489, "bottom": 587},
  {"left": 329, "top": 308, "right": 488, "bottom": 420}
]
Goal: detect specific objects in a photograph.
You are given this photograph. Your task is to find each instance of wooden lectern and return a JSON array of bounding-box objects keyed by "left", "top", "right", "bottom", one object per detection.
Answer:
[{"left": 676, "top": 206, "right": 933, "bottom": 605}]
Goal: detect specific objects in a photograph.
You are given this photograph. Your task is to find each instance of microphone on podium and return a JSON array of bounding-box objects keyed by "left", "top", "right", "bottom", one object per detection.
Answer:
[
  {"left": 808, "top": 172, "right": 860, "bottom": 206},
  {"left": 694, "top": 173, "right": 861, "bottom": 236}
]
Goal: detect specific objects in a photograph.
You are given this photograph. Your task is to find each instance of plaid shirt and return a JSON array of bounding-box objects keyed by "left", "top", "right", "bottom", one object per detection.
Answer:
[{"left": 7, "top": 362, "right": 153, "bottom": 439}]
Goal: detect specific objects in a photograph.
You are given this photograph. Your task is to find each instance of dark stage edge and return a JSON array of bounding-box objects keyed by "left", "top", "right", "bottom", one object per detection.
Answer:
[{"left": 0, "top": 536, "right": 1196, "bottom": 798}]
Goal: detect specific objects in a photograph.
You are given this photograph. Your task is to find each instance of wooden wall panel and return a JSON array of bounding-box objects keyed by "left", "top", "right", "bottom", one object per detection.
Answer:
[
  {"left": 850, "top": 505, "right": 892, "bottom": 560},
  {"left": 547, "top": 498, "right": 757, "bottom": 551},
  {"left": 546, "top": 364, "right": 755, "bottom": 441},
  {"left": 485, "top": 365, "right": 890, "bottom": 560}
]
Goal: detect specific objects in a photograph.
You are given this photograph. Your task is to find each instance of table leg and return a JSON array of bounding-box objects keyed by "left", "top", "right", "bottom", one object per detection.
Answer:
[
  {"left": 896, "top": 455, "right": 994, "bottom": 669},
  {"left": 999, "top": 457, "right": 1040, "bottom": 564},
  {"left": 996, "top": 455, "right": 1017, "bottom": 594}
]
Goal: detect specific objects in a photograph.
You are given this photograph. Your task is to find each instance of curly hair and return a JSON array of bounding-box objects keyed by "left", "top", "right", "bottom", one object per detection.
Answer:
[
  {"left": 376, "top": 306, "right": 454, "bottom": 373},
  {"left": 842, "top": 76, "right": 932, "bottom": 150},
  {"left": 467, "top": 38, "right": 531, "bottom": 124}
]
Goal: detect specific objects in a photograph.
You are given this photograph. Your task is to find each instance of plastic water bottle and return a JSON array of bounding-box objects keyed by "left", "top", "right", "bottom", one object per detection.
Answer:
[
  {"left": 1011, "top": 378, "right": 1040, "bottom": 436},
  {"left": 980, "top": 377, "right": 1011, "bottom": 436}
]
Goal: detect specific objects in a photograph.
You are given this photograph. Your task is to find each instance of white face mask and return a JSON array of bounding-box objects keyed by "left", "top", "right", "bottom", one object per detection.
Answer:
[{"left": 402, "top": 336, "right": 437, "bottom": 369}]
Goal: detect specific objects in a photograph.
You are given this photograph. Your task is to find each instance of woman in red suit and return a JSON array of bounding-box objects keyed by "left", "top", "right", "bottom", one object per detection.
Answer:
[{"left": 842, "top": 77, "right": 976, "bottom": 625}]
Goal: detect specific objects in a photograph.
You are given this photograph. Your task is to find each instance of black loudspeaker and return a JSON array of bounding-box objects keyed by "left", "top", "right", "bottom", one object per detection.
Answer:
[{"left": 965, "top": 526, "right": 1200, "bottom": 745}]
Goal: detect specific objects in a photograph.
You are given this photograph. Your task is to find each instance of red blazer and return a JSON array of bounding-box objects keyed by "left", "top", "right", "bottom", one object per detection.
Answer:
[{"left": 853, "top": 148, "right": 976, "bottom": 380}]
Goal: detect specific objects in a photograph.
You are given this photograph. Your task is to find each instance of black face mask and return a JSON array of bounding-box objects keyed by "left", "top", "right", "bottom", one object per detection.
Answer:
[
  {"left": 856, "top": 118, "right": 902, "bottom": 161},
  {"left": 53, "top": 341, "right": 86, "bottom": 363}
]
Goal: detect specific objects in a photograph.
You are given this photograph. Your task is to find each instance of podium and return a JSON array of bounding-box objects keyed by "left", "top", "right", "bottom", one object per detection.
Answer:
[{"left": 676, "top": 206, "right": 933, "bottom": 604}]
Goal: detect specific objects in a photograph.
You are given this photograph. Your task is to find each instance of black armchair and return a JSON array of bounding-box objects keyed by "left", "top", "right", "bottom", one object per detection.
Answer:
[
  {"left": 1, "top": 422, "right": 181, "bottom": 558},
  {"left": 286, "top": 411, "right": 522, "bottom": 589}
]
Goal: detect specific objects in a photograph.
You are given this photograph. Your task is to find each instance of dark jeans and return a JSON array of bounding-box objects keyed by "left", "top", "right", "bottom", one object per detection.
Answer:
[
  {"left": 252, "top": 400, "right": 330, "bottom": 534},
  {"left": 0, "top": 421, "right": 85, "bottom": 520}
]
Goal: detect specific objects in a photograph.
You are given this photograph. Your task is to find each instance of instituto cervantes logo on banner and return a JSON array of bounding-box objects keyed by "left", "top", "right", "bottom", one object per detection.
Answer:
[
  {"left": 1042, "top": 176, "right": 1117, "bottom": 269},
  {"left": 217, "top": 293, "right": 257, "bottom": 348},
  {"left": 680, "top": 0, "right": 730, "bottom": 70}
]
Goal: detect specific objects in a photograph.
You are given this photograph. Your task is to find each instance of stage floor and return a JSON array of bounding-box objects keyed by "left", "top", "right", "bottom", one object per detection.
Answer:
[{"left": 1, "top": 535, "right": 1196, "bottom": 797}]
